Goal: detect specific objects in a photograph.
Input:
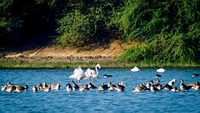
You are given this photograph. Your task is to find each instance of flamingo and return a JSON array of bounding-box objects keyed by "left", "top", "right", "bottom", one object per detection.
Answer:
[
  {"left": 131, "top": 66, "right": 140, "bottom": 72},
  {"left": 69, "top": 66, "right": 86, "bottom": 84},
  {"left": 85, "top": 64, "right": 101, "bottom": 79}
]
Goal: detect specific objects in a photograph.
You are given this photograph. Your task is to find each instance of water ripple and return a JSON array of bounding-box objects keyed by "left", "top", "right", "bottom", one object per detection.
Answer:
[{"left": 0, "top": 68, "right": 200, "bottom": 113}]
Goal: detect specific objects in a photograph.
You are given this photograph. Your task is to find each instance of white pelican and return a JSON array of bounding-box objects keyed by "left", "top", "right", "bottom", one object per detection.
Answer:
[
  {"left": 131, "top": 66, "right": 140, "bottom": 72},
  {"left": 156, "top": 68, "right": 165, "bottom": 73},
  {"left": 69, "top": 66, "right": 86, "bottom": 84}
]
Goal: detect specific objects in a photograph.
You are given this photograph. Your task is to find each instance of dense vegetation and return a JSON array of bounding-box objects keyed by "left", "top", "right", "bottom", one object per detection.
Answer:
[
  {"left": 118, "top": 0, "right": 200, "bottom": 64},
  {"left": 0, "top": 0, "right": 200, "bottom": 64},
  {"left": 0, "top": 0, "right": 67, "bottom": 47},
  {"left": 56, "top": 0, "right": 124, "bottom": 46}
]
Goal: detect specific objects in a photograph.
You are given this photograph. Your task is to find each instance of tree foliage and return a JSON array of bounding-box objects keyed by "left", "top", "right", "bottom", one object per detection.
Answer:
[
  {"left": 0, "top": 0, "right": 200, "bottom": 63},
  {"left": 118, "top": 0, "right": 200, "bottom": 63},
  {"left": 56, "top": 0, "right": 124, "bottom": 46},
  {"left": 56, "top": 10, "right": 91, "bottom": 46},
  {"left": 0, "top": 0, "right": 67, "bottom": 47}
]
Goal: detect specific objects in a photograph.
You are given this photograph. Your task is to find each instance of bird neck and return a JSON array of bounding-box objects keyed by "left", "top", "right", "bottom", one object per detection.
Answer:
[{"left": 95, "top": 66, "right": 98, "bottom": 75}]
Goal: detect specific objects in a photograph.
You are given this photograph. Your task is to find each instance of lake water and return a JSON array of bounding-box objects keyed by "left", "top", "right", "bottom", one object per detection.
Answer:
[{"left": 0, "top": 68, "right": 200, "bottom": 113}]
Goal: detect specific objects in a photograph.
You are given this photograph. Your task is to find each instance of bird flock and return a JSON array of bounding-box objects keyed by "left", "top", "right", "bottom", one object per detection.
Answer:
[{"left": 1, "top": 65, "right": 200, "bottom": 93}]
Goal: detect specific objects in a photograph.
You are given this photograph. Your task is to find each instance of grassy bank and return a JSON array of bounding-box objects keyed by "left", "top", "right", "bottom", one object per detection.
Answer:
[
  {"left": 0, "top": 59, "right": 123, "bottom": 69},
  {"left": 0, "top": 59, "right": 199, "bottom": 69}
]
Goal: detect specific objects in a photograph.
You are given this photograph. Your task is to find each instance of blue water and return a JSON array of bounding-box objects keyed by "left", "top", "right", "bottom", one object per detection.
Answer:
[{"left": 0, "top": 68, "right": 200, "bottom": 113}]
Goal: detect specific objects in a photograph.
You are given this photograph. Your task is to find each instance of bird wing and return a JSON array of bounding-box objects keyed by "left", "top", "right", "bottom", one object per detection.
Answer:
[{"left": 69, "top": 67, "right": 84, "bottom": 79}]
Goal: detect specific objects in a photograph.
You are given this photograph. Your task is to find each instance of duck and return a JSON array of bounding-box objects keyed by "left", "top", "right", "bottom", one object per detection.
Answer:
[
  {"left": 7, "top": 82, "right": 15, "bottom": 87},
  {"left": 32, "top": 86, "right": 39, "bottom": 92},
  {"left": 14, "top": 85, "right": 28, "bottom": 92},
  {"left": 163, "top": 84, "right": 173, "bottom": 90},
  {"left": 145, "top": 80, "right": 153, "bottom": 90},
  {"left": 180, "top": 80, "right": 191, "bottom": 92},
  {"left": 4, "top": 82, "right": 28, "bottom": 93},
  {"left": 43, "top": 87, "right": 51, "bottom": 92},
  {"left": 114, "top": 84, "right": 125, "bottom": 92},
  {"left": 155, "top": 79, "right": 161, "bottom": 84},
  {"left": 168, "top": 79, "right": 176, "bottom": 86},
  {"left": 192, "top": 82, "right": 200, "bottom": 90},
  {"left": 192, "top": 73, "right": 199, "bottom": 77},
  {"left": 1, "top": 85, "right": 6, "bottom": 92},
  {"left": 71, "top": 80, "right": 79, "bottom": 91},
  {"left": 118, "top": 81, "right": 126, "bottom": 87},
  {"left": 66, "top": 83, "right": 72, "bottom": 93},
  {"left": 132, "top": 86, "right": 143, "bottom": 93},
  {"left": 107, "top": 82, "right": 116, "bottom": 91},
  {"left": 12, "top": 86, "right": 22, "bottom": 93},
  {"left": 171, "top": 86, "right": 179, "bottom": 92},
  {"left": 187, "top": 82, "right": 200, "bottom": 90},
  {"left": 1, "top": 85, "right": 15, "bottom": 92},
  {"left": 149, "top": 83, "right": 159, "bottom": 93},
  {"left": 49, "top": 83, "right": 60, "bottom": 90},
  {"left": 1, "top": 85, "right": 26, "bottom": 93},
  {"left": 98, "top": 83, "right": 109, "bottom": 92},
  {"left": 88, "top": 82, "right": 97, "bottom": 90},
  {"left": 156, "top": 74, "right": 162, "bottom": 77},
  {"left": 40, "top": 83, "right": 51, "bottom": 92},
  {"left": 162, "top": 79, "right": 176, "bottom": 90},
  {"left": 132, "top": 83, "right": 148, "bottom": 92},
  {"left": 37, "top": 83, "right": 43, "bottom": 91},
  {"left": 79, "top": 85, "right": 89, "bottom": 92},
  {"left": 154, "top": 79, "right": 162, "bottom": 91},
  {"left": 42, "top": 87, "right": 51, "bottom": 92},
  {"left": 103, "top": 74, "right": 112, "bottom": 78}
]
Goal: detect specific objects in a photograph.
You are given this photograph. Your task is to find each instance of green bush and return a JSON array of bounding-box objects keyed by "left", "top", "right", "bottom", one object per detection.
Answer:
[
  {"left": 56, "top": 10, "right": 91, "bottom": 47},
  {"left": 119, "top": 32, "right": 200, "bottom": 63},
  {"left": 118, "top": 0, "right": 200, "bottom": 63},
  {"left": 56, "top": 0, "right": 125, "bottom": 47}
]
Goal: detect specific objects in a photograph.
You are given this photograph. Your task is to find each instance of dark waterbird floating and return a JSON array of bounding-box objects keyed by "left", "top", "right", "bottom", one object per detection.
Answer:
[
  {"left": 192, "top": 73, "right": 199, "bottom": 77},
  {"left": 98, "top": 83, "right": 109, "bottom": 92},
  {"left": 156, "top": 74, "right": 162, "bottom": 77},
  {"left": 180, "top": 80, "right": 192, "bottom": 92},
  {"left": 66, "top": 83, "right": 72, "bottom": 92},
  {"left": 71, "top": 80, "right": 79, "bottom": 91},
  {"left": 103, "top": 74, "right": 112, "bottom": 78},
  {"left": 88, "top": 82, "right": 97, "bottom": 89},
  {"left": 1, "top": 82, "right": 28, "bottom": 93}
]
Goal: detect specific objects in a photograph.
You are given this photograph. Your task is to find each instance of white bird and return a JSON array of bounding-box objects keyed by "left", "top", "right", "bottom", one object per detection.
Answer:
[
  {"left": 156, "top": 68, "right": 165, "bottom": 73},
  {"left": 85, "top": 64, "right": 101, "bottom": 79},
  {"left": 131, "top": 66, "right": 140, "bottom": 72},
  {"left": 69, "top": 66, "right": 86, "bottom": 84}
]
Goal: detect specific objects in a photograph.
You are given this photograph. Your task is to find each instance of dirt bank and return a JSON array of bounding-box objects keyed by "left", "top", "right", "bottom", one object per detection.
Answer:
[{"left": 2, "top": 40, "right": 136, "bottom": 63}]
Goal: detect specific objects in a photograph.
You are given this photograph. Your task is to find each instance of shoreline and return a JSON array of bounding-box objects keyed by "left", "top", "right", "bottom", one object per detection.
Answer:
[{"left": 0, "top": 57, "right": 200, "bottom": 69}]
